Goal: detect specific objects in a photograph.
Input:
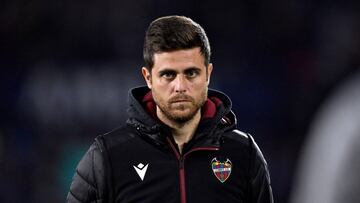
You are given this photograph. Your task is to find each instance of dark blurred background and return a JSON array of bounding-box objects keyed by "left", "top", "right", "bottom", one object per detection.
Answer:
[{"left": 1, "top": 0, "right": 359, "bottom": 202}]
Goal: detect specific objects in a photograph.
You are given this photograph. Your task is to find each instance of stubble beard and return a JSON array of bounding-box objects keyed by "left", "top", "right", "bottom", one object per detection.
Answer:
[{"left": 153, "top": 88, "right": 208, "bottom": 124}]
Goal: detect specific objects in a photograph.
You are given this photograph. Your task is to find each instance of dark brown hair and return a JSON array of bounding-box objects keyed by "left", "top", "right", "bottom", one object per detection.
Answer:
[{"left": 143, "top": 15, "right": 211, "bottom": 70}]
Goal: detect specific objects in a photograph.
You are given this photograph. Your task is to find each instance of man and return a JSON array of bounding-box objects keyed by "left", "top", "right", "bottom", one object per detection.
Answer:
[{"left": 67, "top": 15, "right": 273, "bottom": 203}]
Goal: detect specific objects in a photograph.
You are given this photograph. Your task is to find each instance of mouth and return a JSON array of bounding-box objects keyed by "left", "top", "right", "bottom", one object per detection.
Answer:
[
  {"left": 171, "top": 100, "right": 191, "bottom": 103},
  {"left": 170, "top": 95, "right": 193, "bottom": 104}
]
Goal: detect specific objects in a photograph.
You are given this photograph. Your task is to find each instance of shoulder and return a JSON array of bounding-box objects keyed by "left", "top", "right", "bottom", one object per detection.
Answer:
[
  {"left": 222, "top": 129, "right": 251, "bottom": 147},
  {"left": 224, "top": 129, "right": 250, "bottom": 140},
  {"left": 67, "top": 140, "right": 105, "bottom": 202},
  {"left": 223, "top": 129, "right": 268, "bottom": 165},
  {"left": 97, "top": 124, "right": 138, "bottom": 149}
]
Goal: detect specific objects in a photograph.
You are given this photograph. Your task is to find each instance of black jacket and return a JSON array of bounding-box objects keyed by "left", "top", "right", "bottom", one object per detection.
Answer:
[{"left": 67, "top": 86, "right": 273, "bottom": 203}]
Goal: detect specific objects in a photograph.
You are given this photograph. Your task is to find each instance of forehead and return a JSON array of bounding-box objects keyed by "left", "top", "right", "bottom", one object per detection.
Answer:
[{"left": 152, "top": 47, "right": 205, "bottom": 71}]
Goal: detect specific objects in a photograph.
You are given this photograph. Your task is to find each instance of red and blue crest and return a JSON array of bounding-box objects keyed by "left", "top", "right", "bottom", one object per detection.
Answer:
[{"left": 211, "top": 157, "right": 232, "bottom": 183}]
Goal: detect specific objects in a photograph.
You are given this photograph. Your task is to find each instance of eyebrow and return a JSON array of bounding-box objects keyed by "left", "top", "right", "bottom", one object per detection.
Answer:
[
  {"left": 158, "top": 69, "right": 177, "bottom": 76},
  {"left": 184, "top": 67, "right": 201, "bottom": 73},
  {"left": 158, "top": 67, "right": 202, "bottom": 74}
]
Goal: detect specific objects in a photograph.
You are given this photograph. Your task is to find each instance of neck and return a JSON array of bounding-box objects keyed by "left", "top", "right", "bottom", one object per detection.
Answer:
[{"left": 157, "top": 109, "right": 201, "bottom": 154}]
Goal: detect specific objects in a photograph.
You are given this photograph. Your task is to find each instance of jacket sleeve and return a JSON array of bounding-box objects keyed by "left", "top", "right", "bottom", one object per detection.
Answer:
[
  {"left": 66, "top": 141, "right": 106, "bottom": 203},
  {"left": 249, "top": 135, "right": 274, "bottom": 203}
]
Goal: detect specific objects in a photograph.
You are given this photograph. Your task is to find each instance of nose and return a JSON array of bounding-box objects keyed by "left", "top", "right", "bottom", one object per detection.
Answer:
[{"left": 174, "top": 74, "right": 187, "bottom": 93}]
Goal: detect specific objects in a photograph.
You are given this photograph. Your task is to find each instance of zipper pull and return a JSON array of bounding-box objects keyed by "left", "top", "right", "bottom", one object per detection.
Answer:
[{"left": 179, "top": 156, "right": 184, "bottom": 169}]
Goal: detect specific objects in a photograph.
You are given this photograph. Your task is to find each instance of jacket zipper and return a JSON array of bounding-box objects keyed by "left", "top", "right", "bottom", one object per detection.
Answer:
[{"left": 166, "top": 137, "right": 219, "bottom": 203}]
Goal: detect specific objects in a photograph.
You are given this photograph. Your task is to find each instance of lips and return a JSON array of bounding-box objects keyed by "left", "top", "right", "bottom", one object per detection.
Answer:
[
  {"left": 172, "top": 99, "right": 191, "bottom": 103},
  {"left": 169, "top": 95, "right": 193, "bottom": 104}
]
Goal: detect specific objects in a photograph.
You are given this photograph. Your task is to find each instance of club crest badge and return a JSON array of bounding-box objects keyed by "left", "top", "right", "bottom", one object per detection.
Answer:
[{"left": 211, "top": 157, "right": 232, "bottom": 183}]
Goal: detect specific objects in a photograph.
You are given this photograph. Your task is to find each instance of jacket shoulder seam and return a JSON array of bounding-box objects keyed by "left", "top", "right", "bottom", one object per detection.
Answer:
[
  {"left": 76, "top": 169, "right": 96, "bottom": 190},
  {"left": 99, "top": 125, "right": 137, "bottom": 149},
  {"left": 232, "top": 129, "right": 249, "bottom": 139},
  {"left": 222, "top": 129, "right": 250, "bottom": 144},
  {"left": 69, "top": 189, "right": 84, "bottom": 203}
]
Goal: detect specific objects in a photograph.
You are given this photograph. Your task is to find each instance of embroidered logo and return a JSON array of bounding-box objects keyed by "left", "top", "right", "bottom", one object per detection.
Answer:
[
  {"left": 133, "top": 163, "right": 149, "bottom": 181},
  {"left": 211, "top": 157, "right": 232, "bottom": 183}
]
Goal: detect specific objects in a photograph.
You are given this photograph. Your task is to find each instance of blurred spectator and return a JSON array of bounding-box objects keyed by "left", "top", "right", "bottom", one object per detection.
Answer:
[{"left": 291, "top": 68, "right": 360, "bottom": 203}]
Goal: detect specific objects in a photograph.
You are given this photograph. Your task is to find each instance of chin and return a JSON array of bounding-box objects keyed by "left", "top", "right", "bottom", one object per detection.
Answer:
[
  {"left": 170, "top": 110, "right": 197, "bottom": 123},
  {"left": 172, "top": 116, "right": 193, "bottom": 124}
]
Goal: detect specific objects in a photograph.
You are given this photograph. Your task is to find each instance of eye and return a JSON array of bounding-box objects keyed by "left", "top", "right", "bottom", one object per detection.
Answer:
[
  {"left": 160, "top": 71, "right": 176, "bottom": 79},
  {"left": 185, "top": 69, "right": 199, "bottom": 78}
]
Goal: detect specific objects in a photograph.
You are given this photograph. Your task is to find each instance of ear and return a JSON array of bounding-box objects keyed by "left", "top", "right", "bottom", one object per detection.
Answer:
[
  {"left": 142, "top": 67, "right": 152, "bottom": 89},
  {"left": 206, "top": 63, "right": 213, "bottom": 85}
]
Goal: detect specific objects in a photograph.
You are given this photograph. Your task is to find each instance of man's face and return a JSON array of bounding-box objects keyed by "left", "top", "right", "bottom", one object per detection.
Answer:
[{"left": 142, "top": 47, "right": 213, "bottom": 123}]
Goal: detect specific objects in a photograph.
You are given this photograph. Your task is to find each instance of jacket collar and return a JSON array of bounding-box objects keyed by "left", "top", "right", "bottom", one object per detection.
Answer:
[{"left": 126, "top": 86, "right": 237, "bottom": 148}]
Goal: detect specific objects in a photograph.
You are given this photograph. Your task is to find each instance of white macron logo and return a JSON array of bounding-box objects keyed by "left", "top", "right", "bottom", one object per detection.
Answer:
[{"left": 133, "top": 163, "right": 149, "bottom": 181}]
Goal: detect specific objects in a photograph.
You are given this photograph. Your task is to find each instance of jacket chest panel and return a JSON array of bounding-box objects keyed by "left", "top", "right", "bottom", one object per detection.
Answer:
[
  {"left": 108, "top": 138, "right": 180, "bottom": 203},
  {"left": 104, "top": 132, "right": 250, "bottom": 203},
  {"left": 183, "top": 150, "right": 248, "bottom": 202},
  {"left": 112, "top": 158, "right": 179, "bottom": 203}
]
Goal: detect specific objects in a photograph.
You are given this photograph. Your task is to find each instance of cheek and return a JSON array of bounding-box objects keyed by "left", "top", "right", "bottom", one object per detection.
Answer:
[
  {"left": 153, "top": 81, "right": 173, "bottom": 95},
  {"left": 152, "top": 78, "right": 166, "bottom": 87},
  {"left": 158, "top": 82, "right": 172, "bottom": 91},
  {"left": 191, "top": 79, "right": 208, "bottom": 91}
]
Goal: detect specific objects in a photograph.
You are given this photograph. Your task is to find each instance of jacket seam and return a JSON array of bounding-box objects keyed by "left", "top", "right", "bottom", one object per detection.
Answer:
[
  {"left": 250, "top": 165, "right": 266, "bottom": 202},
  {"left": 91, "top": 144, "right": 100, "bottom": 201},
  {"left": 96, "top": 135, "right": 114, "bottom": 203},
  {"left": 69, "top": 190, "right": 84, "bottom": 203},
  {"left": 76, "top": 169, "right": 96, "bottom": 190},
  {"left": 247, "top": 133, "right": 254, "bottom": 201}
]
